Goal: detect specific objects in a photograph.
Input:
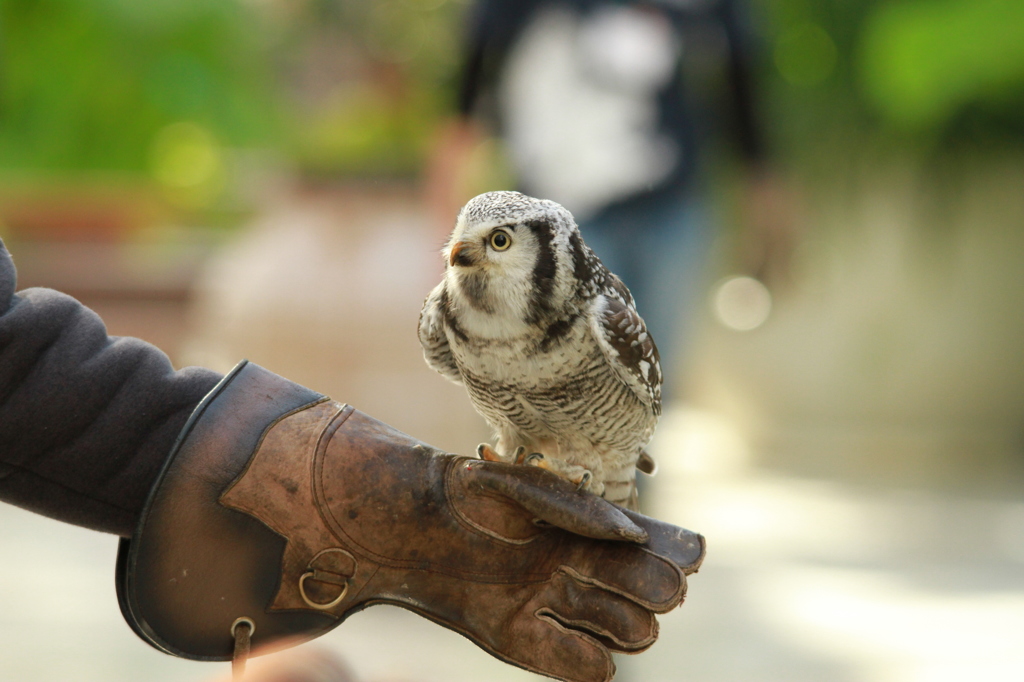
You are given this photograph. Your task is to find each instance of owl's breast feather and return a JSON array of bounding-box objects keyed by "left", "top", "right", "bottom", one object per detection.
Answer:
[{"left": 450, "top": 319, "right": 593, "bottom": 386}]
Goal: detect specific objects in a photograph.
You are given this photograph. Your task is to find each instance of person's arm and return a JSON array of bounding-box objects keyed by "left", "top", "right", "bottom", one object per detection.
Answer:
[
  {"left": 423, "top": 0, "right": 531, "bottom": 233},
  {"left": 0, "top": 238, "right": 220, "bottom": 536},
  {"left": 720, "top": 0, "right": 799, "bottom": 286},
  {"left": 423, "top": 1, "right": 495, "bottom": 234},
  {"left": 423, "top": 116, "right": 487, "bottom": 235},
  {"left": 719, "top": 0, "right": 765, "bottom": 165}
]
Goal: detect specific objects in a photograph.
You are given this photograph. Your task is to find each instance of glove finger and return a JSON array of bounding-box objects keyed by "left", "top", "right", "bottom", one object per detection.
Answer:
[
  {"left": 543, "top": 570, "right": 659, "bottom": 652},
  {"left": 504, "top": 596, "right": 617, "bottom": 682},
  {"left": 461, "top": 460, "right": 648, "bottom": 542},
  {"left": 563, "top": 542, "right": 687, "bottom": 613},
  {"left": 623, "top": 509, "right": 706, "bottom": 574}
]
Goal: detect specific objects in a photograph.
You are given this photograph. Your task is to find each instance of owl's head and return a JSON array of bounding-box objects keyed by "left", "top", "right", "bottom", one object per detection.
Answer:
[{"left": 443, "top": 191, "right": 590, "bottom": 326}]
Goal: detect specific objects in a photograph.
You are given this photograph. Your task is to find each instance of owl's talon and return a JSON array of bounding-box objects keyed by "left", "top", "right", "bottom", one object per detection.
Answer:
[
  {"left": 637, "top": 450, "right": 658, "bottom": 476},
  {"left": 476, "top": 443, "right": 502, "bottom": 462},
  {"left": 511, "top": 446, "right": 527, "bottom": 465},
  {"left": 575, "top": 470, "right": 593, "bottom": 491},
  {"left": 524, "top": 452, "right": 545, "bottom": 467}
]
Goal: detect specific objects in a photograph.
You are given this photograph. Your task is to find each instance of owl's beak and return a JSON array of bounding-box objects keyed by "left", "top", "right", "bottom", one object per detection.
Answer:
[{"left": 449, "top": 241, "right": 474, "bottom": 267}]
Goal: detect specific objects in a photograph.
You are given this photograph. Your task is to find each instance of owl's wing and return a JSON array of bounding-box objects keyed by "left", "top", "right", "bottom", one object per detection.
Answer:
[
  {"left": 589, "top": 277, "right": 663, "bottom": 414},
  {"left": 418, "top": 282, "right": 463, "bottom": 385}
]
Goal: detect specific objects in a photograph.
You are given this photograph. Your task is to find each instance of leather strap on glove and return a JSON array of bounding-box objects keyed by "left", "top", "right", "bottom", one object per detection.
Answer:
[{"left": 117, "top": 361, "right": 704, "bottom": 682}]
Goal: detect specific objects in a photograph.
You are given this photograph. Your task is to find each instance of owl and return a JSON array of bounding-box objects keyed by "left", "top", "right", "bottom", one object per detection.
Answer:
[{"left": 418, "top": 191, "right": 661, "bottom": 510}]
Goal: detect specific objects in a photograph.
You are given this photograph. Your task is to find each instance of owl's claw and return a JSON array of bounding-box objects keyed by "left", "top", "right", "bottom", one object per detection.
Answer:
[
  {"left": 574, "top": 470, "right": 593, "bottom": 491},
  {"left": 511, "top": 446, "right": 528, "bottom": 465},
  {"left": 476, "top": 443, "right": 503, "bottom": 462},
  {"left": 524, "top": 452, "right": 545, "bottom": 466},
  {"left": 637, "top": 450, "right": 658, "bottom": 476}
]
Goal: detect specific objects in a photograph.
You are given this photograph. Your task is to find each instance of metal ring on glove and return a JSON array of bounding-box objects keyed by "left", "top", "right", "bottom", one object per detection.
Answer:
[
  {"left": 230, "top": 616, "right": 256, "bottom": 638},
  {"left": 298, "top": 571, "right": 349, "bottom": 610}
]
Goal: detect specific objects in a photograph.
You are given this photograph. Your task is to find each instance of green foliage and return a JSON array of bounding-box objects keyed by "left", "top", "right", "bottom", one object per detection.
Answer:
[
  {"left": 859, "top": 0, "right": 1024, "bottom": 133},
  {"left": 773, "top": 22, "right": 838, "bottom": 88},
  {"left": 292, "top": 84, "right": 444, "bottom": 178},
  {"left": 278, "top": 0, "right": 466, "bottom": 177},
  {"left": 753, "top": 0, "right": 1024, "bottom": 170},
  {"left": 6, "top": 0, "right": 1022, "bottom": 188},
  {"left": 0, "top": 0, "right": 280, "bottom": 173}
]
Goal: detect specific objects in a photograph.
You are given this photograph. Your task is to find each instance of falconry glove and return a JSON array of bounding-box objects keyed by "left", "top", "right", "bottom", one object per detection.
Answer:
[{"left": 117, "top": 361, "right": 705, "bottom": 682}]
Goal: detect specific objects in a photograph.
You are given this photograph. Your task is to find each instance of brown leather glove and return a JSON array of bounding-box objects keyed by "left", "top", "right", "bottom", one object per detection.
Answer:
[{"left": 117, "top": 362, "right": 704, "bottom": 682}]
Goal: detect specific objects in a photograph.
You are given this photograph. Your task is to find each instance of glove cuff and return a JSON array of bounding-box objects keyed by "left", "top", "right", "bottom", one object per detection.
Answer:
[{"left": 116, "top": 360, "right": 336, "bottom": 661}]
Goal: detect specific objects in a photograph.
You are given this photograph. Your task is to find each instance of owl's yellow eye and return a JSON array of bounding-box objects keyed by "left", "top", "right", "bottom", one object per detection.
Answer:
[{"left": 489, "top": 230, "right": 512, "bottom": 251}]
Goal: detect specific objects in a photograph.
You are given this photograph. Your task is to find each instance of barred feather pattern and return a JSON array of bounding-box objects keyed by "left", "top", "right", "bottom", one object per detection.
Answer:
[{"left": 418, "top": 191, "right": 662, "bottom": 509}]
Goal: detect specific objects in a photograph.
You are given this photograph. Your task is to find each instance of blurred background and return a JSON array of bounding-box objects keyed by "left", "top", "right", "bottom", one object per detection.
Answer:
[{"left": 2, "top": 0, "right": 1024, "bottom": 680}]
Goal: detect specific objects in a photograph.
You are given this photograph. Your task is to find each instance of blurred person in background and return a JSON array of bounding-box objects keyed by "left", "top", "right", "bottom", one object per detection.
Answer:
[{"left": 427, "top": 0, "right": 791, "bottom": 395}]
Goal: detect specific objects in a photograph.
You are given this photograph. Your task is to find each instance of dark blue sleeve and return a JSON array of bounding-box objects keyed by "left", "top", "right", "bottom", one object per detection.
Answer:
[
  {"left": 0, "top": 238, "right": 221, "bottom": 536},
  {"left": 720, "top": 0, "right": 766, "bottom": 162},
  {"left": 456, "top": 0, "right": 543, "bottom": 116}
]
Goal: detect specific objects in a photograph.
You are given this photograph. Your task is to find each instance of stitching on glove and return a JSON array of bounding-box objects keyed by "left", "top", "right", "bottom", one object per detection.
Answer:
[
  {"left": 444, "top": 457, "right": 547, "bottom": 547},
  {"left": 557, "top": 561, "right": 685, "bottom": 612}
]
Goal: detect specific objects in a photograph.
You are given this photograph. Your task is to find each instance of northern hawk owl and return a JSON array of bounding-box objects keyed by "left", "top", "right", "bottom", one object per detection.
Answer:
[{"left": 419, "top": 191, "right": 661, "bottom": 510}]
